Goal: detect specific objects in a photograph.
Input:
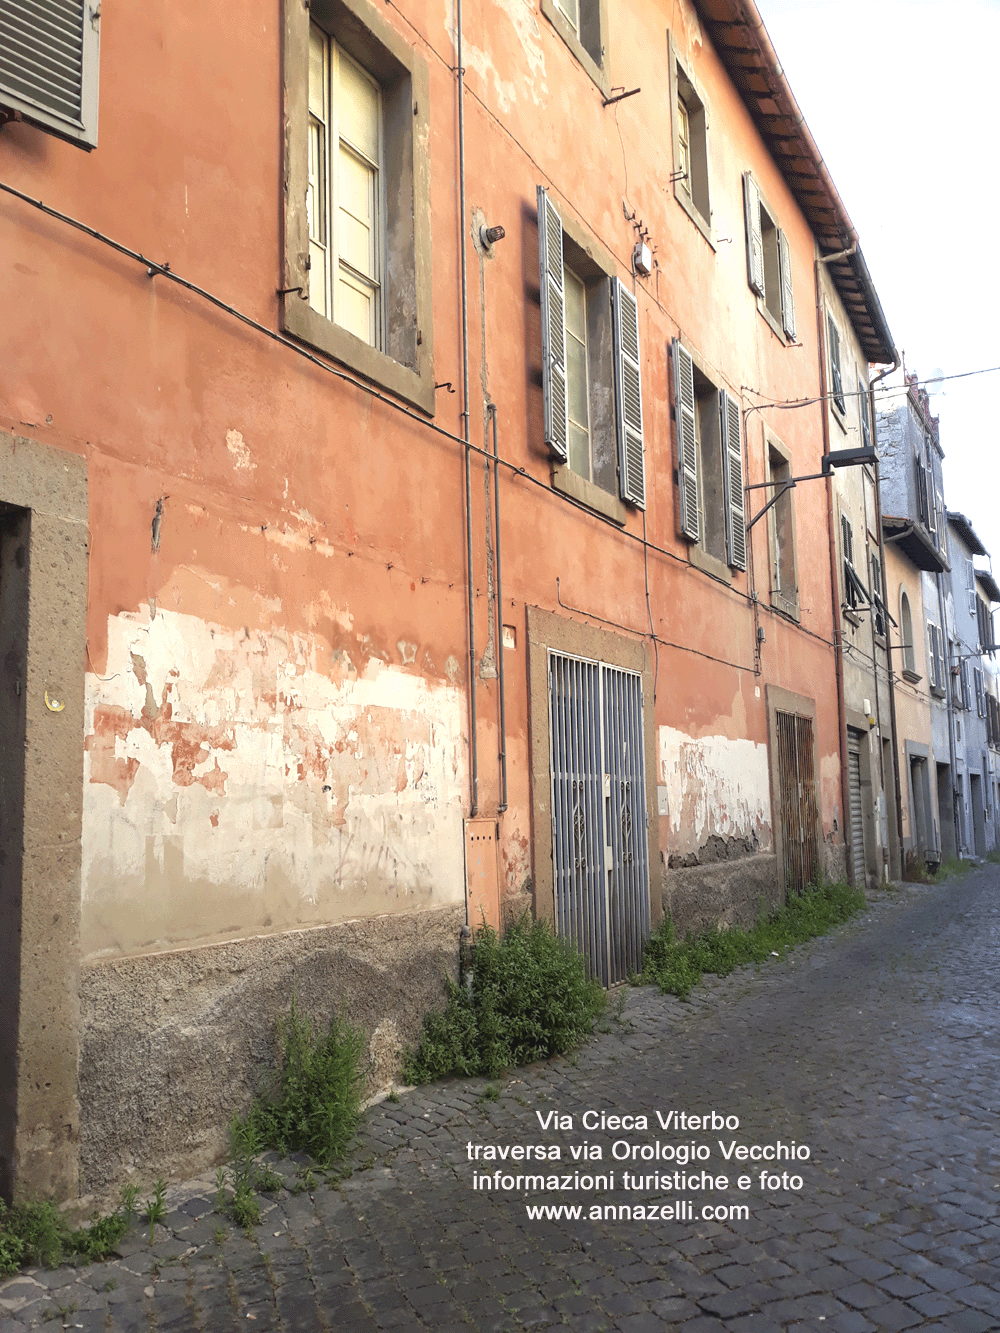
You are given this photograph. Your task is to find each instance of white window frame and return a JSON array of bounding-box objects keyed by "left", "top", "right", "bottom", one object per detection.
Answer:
[{"left": 308, "top": 28, "right": 385, "bottom": 349}]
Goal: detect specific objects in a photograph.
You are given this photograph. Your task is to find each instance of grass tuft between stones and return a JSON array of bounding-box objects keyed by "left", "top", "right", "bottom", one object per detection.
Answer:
[
  {"left": 0, "top": 1186, "right": 142, "bottom": 1277},
  {"left": 642, "top": 880, "right": 866, "bottom": 1000}
]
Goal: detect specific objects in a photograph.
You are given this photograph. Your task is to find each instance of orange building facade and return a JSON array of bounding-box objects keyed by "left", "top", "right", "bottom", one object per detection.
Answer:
[{"left": 0, "top": 0, "right": 894, "bottom": 1201}]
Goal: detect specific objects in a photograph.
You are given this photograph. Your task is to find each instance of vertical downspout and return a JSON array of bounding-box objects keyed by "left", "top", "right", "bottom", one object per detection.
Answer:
[
  {"left": 870, "top": 361, "right": 903, "bottom": 878},
  {"left": 815, "top": 261, "right": 853, "bottom": 884},
  {"left": 457, "top": 0, "right": 477, "bottom": 815},
  {"left": 489, "top": 405, "right": 508, "bottom": 813}
]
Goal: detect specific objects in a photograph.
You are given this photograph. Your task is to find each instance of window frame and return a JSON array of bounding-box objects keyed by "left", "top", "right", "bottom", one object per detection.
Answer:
[
  {"left": 0, "top": 3, "right": 100, "bottom": 149},
  {"left": 900, "top": 589, "right": 919, "bottom": 680},
  {"left": 840, "top": 512, "right": 867, "bottom": 613},
  {"left": 827, "top": 314, "right": 846, "bottom": 415},
  {"left": 536, "top": 190, "right": 645, "bottom": 518},
  {"left": 282, "top": 0, "right": 434, "bottom": 414},
  {"left": 742, "top": 173, "right": 795, "bottom": 341},
  {"left": 668, "top": 37, "right": 712, "bottom": 245},
  {"left": 870, "top": 549, "right": 886, "bottom": 641},
  {"left": 539, "top": 0, "right": 611, "bottom": 97},
  {"left": 307, "top": 29, "right": 386, "bottom": 347},
  {"left": 927, "top": 622, "right": 946, "bottom": 696},
  {"left": 765, "top": 432, "right": 799, "bottom": 621},
  {"left": 671, "top": 338, "right": 746, "bottom": 577}
]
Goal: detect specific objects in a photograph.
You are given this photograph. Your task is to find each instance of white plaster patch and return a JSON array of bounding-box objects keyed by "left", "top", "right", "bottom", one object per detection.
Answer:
[
  {"left": 83, "top": 607, "right": 466, "bottom": 959},
  {"left": 658, "top": 727, "right": 771, "bottom": 855},
  {"left": 225, "top": 429, "right": 256, "bottom": 471}
]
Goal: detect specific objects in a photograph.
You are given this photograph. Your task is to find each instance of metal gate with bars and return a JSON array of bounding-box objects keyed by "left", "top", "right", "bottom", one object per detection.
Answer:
[
  {"left": 547, "top": 651, "right": 649, "bottom": 985},
  {"left": 775, "top": 711, "right": 818, "bottom": 893}
]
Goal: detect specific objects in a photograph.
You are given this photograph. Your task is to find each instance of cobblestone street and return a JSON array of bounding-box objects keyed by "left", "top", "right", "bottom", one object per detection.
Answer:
[{"left": 2, "top": 869, "right": 999, "bottom": 1333}]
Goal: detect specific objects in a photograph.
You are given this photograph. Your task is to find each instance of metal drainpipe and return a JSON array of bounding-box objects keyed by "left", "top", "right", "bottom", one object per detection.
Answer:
[
  {"left": 814, "top": 257, "right": 853, "bottom": 885},
  {"left": 870, "top": 359, "right": 903, "bottom": 879},
  {"left": 489, "top": 405, "right": 508, "bottom": 813},
  {"left": 457, "top": 0, "right": 477, "bottom": 816}
]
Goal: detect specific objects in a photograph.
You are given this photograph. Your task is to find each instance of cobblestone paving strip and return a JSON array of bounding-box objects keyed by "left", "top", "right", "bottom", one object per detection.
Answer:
[{"left": 2, "top": 871, "right": 999, "bottom": 1332}]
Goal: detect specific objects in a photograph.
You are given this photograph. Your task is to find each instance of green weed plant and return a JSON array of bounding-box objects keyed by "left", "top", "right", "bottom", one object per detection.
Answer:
[
  {"left": 0, "top": 1186, "right": 139, "bottom": 1276},
  {"left": 403, "top": 914, "right": 607, "bottom": 1084},
  {"left": 232, "top": 1000, "right": 363, "bottom": 1168},
  {"left": 643, "top": 880, "right": 865, "bottom": 1000}
]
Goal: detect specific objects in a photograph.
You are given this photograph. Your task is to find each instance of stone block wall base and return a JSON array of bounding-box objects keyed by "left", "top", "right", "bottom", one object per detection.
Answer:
[
  {"left": 661, "top": 852, "right": 781, "bottom": 940},
  {"left": 78, "top": 905, "right": 463, "bottom": 1200}
]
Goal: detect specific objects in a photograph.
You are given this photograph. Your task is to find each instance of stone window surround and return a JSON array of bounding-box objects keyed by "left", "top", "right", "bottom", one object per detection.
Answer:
[
  {"left": 539, "top": 0, "right": 611, "bottom": 98},
  {"left": 282, "top": 0, "right": 434, "bottom": 414},
  {"left": 667, "top": 33, "right": 713, "bottom": 248}
]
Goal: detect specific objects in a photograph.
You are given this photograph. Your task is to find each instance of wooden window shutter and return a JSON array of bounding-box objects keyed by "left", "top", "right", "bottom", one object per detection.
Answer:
[
  {"left": 966, "top": 558, "right": 976, "bottom": 616},
  {"left": 536, "top": 187, "right": 568, "bottom": 461},
  {"left": 927, "top": 626, "right": 937, "bottom": 687},
  {"left": 0, "top": 0, "right": 100, "bottom": 148},
  {"left": 720, "top": 390, "right": 746, "bottom": 569},
  {"left": 612, "top": 279, "right": 645, "bottom": 509},
  {"left": 777, "top": 229, "right": 795, "bottom": 339},
  {"left": 827, "top": 316, "right": 844, "bottom": 411},
  {"left": 742, "top": 173, "right": 765, "bottom": 297},
  {"left": 672, "top": 340, "right": 699, "bottom": 541},
  {"left": 859, "top": 379, "right": 872, "bottom": 451}
]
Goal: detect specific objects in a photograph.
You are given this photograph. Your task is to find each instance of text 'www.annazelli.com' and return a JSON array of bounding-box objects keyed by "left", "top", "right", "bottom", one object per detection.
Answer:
[{"left": 523, "top": 1202, "right": 751, "bottom": 1222}]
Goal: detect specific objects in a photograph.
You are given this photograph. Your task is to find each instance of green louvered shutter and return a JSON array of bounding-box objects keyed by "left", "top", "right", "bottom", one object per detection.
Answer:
[
  {"left": 0, "top": 0, "right": 100, "bottom": 148},
  {"left": 673, "top": 340, "right": 699, "bottom": 541},
  {"left": 612, "top": 278, "right": 645, "bottom": 508},
  {"left": 720, "top": 390, "right": 746, "bottom": 570},
  {"left": 537, "top": 187, "right": 568, "bottom": 461}
]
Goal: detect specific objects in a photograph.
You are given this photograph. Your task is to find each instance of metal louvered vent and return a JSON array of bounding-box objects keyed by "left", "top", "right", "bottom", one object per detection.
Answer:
[{"left": 0, "top": 0, "right": 99, "bottom": 148}]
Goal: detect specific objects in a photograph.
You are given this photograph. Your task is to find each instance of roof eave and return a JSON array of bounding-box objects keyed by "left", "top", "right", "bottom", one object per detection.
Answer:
[{"left": 691, "top": 0, "right": 896, "bottom": 365}]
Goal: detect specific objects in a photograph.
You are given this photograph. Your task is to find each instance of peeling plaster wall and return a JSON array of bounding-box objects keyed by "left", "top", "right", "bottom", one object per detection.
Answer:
[
  {"left": 82, "top": 607, "right": 466, "bottom": 960},
  {"left": 658, "top": 726, "right": 772, "bottom": 861}
]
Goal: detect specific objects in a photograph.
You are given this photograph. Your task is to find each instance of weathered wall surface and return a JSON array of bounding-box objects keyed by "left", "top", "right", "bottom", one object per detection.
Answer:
[
  {"left": 78, "top": 905, "right": 462, "bottom": 1201},
  {"left": 83, "top": 606, "right": 466, "bottom": 959},
  {"left": 658, "top": 725, "right": 772, "bottom": 865},
  {"left": 662, "top": 853, "right": 779, "bottom": 940}
]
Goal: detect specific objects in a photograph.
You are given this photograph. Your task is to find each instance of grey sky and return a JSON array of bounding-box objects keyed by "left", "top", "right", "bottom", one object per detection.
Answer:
[{"left": 754, "top": 0, "right": 1000, "bottom": 566}]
